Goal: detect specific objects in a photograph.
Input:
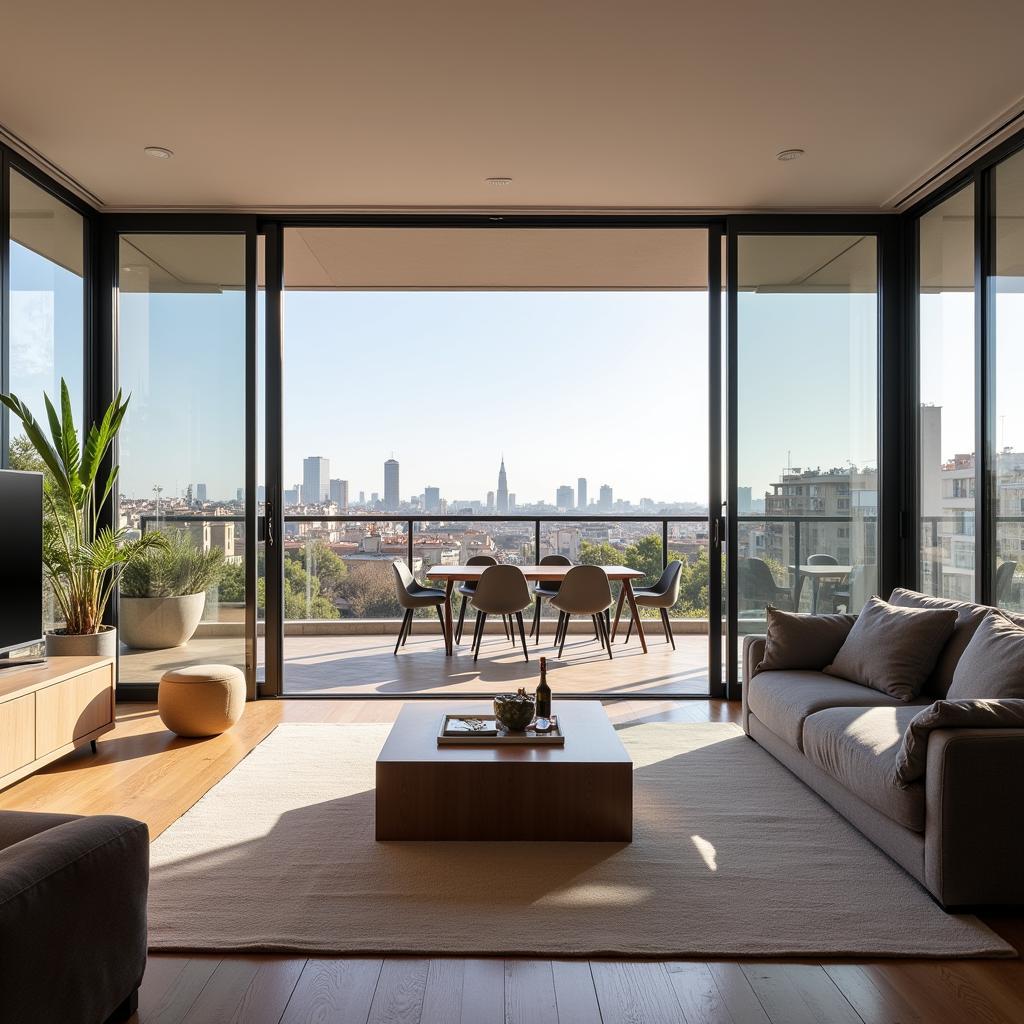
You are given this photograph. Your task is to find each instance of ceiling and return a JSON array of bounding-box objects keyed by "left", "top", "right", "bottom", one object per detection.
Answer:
[{"left": 4, "top": 1, "right": 1022, "bottom": 214}]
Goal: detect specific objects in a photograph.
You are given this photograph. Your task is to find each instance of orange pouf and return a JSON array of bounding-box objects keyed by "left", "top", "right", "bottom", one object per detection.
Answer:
[{"left": 158, "top": 664, "right": 245, "bottom": 737}]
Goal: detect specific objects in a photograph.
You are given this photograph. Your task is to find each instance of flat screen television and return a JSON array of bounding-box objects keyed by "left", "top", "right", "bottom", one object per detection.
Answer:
[{"left": 0, "top": 470, "right": 44, "bottom": 655}]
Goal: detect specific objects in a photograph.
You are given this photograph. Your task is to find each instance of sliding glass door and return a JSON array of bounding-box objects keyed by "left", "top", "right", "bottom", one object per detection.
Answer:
[
  {"left": 729, "top": 229, "right": 881, "bottom": 691},
  {"left": 114, "top": 227, "right": 258, "bottom": 695}
]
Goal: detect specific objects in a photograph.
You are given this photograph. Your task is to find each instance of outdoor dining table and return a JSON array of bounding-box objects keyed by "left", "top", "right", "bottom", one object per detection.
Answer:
[
  {"left": 790, "top": 563, "right": 854, "bottom": 613},
  {"left": 425, "top": 564, "right": 650, "bottom": 654}
]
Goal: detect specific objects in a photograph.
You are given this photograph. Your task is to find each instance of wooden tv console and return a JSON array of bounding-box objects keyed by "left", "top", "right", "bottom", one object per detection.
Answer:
[{"left": 0, "top": 656, "right": 114, "bottom": 791}]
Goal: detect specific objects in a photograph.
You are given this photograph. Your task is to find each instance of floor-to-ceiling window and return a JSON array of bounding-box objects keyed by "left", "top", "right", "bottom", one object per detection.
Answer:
[
  {"left": 735, "top": 233, "right": 880, "bottom": 659},
  {"left": 269, "top": 226, "right": 717, "bottom": 697},
  {"left": 992, "top": 148, "right": 1024, "bottom": 611},
  {"left": 115, "top": 233, "right": 249, "bottom": 687},
  {"left": 918, "top": 186, "right": 976, "bottom": 601},
  {"left": 6, "top": 168, "right": 85, "bottom": 634}
]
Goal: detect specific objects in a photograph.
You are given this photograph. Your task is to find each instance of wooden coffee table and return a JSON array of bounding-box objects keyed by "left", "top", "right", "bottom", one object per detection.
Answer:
[{"left": 375, "top": 700, "right": 633, "bottom": 841}]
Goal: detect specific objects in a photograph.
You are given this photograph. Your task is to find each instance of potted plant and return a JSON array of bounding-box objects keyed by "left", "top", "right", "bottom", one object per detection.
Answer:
[
  {"left": 0, "top": 380, "right": 165, "bottom": 657},
  {"left": 119, "top": 531, "right": 224, "bottom": 649}
]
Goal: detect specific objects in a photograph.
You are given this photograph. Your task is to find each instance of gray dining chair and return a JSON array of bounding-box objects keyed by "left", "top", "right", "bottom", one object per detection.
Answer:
[
  {"left": 530, "top": 553, "right": 572, "bottom": 644},
  {"left": 469, "top": 565, "right": 532, "bottom": 662},
  {"left": 392, "top": 561, "right": 450, "bottom": 655},
  {"left": 806, "top": 552, "right": 840, "bottom": 610},
  {"left": 807, "top": 553, "right": 839, "bottom": 565},
  {"left": 996, "top": 559, "right": 1017, "bottom": 605},
  {"left": 454, "top": 554, "right": 498, "bottom": 645},
  {"left": 624, "top": 559, "right": 683, "bottom": 649},
  {"left": 549, "top": 565, "right": 614, "bottom": 660}
]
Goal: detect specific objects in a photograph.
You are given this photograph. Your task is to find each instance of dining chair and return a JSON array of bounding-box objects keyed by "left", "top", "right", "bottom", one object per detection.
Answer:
[
  {"left": 469, "top": 565, "right": 532, "bottom": 662},
  {"left": 996, "top": 559, "right": 1017, "bottom": 605},
  {"left": 391, "top": 561, "right": 450, "bottom": 655},
  {"left": 805, "top": 552, "right": 840, "bottom": 610},
  {"left": 454, "top": 554, "right": 498, "bottom": 645},
  {"left": 624, "top": 559, "right": 683, "bottom": 649},
  {"left": 807, "top": 553, "right": 839, "bottom": 565},
  {"left": 530, "top": 553, "right": 572, "bottom": 644},
  {"left": 549, "top": 565, "right": 614, "bottom": 660},
  {"left": 740, "top": 557, "right": 797, "bottom": 613}
]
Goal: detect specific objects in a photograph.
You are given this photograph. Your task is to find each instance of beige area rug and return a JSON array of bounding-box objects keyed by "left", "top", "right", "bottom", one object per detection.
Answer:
[{"left": 147, "top": 722, "right": 1013, "bottom": 958}]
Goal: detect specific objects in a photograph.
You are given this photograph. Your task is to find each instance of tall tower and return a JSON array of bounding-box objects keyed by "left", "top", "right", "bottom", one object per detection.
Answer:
[
  {"left": 496, "top": 457, "right": 509, "bottom": 513},
  {"left": 577, "top": 477, "right": 588, "bottom": 510},
  {"left": 384, "top": 458, "right": 400, "bottom": 511},
  {"left": 303, "top": 456, "right": 330, "bottom": 504}
]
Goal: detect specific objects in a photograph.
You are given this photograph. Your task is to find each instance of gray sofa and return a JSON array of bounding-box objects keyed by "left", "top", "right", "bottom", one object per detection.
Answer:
[
  {"left": 0, "top": 810, "right": 149, "bottom": 1024},
  {"left": 742, "top": 588, "right": 1024, "bottom": 908}
]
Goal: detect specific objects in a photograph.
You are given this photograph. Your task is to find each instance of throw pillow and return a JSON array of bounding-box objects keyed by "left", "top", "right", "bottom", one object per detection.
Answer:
[
  {"left": 756, "top": 606, "right": 857, "bottom": 672},
  {"left": 893, "top": 698, "right": 1024, "bottom": 786},
  {"left": 947, "top": 611, "right": 1024, "bottom": 700},
  {"left": 824, "top": 596, "right": 957, "bottom": 701},
  {"left": 888, "top": 587, "right": 991, "bottom": 696}
]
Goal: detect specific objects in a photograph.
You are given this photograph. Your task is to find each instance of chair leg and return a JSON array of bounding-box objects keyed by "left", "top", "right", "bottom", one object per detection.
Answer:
[
  {"left": 455, "top": 597, "right": 468, "bottom": 644},
  {"left": 474, "top": 613, "right": 488, "bottom": 661},
  {"left": 593, "top": 614, "right": 600, "bottom": 641},
  {"left": 394, "top": 609, "right": 412, "bottom": 655},
  {"left": 532, "top": 599, "right": 541, "bottom": 643},
  {"left": 661, "top": 607, "right": 675, "bottom": 649},
  {"left": 516, "top": 612, "right": 529, "bottom": 661},
  {"left": 555, "top": 611, "right": 566, "bottom": 648},
  {"left": 625, "top": 616, "right": 633, "bottom": 643},
  {"left": 471, "top": 610, "right": 483, "bottom": 656},
  {"left": 502, "top": 615, "right": 510, "bottom": 640},
  {"left": 436, "top": 604, "right": 450, "bottom": 654},
  {"left": 558, "top": 614, "right": 570, "bottom": 658},
  {"left": 402, "top": 609, "right": 415, "bottom": 647},
  {"left": 598, "top": 612, "right": 613, "bottom": 659}
]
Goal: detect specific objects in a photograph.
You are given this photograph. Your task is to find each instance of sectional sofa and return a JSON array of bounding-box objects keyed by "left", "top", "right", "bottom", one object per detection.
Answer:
[{"left": 742, "top": 588, "right": 1024, "bottom": 908}]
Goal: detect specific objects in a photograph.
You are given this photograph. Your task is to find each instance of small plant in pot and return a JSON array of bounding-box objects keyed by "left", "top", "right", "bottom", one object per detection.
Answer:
[
  {"left": 119, "top": 532, "right": 224, "bottom": 649},
  {"left": 0, "top": 380, "right": 166, "bottom": 657}
]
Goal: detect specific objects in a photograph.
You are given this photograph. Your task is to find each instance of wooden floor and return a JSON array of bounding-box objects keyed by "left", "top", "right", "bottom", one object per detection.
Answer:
[
  {"left": 119, "top": 629, "right": 715, "bottom": 696},
  {"left": 2, "top": 697, "right": 1023, "bottom": 1024}
]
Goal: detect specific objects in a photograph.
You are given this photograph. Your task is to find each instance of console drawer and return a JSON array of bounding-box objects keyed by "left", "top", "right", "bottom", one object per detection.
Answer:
[{"left": 35, "top": 666, "right": 113, "bottom": 754}]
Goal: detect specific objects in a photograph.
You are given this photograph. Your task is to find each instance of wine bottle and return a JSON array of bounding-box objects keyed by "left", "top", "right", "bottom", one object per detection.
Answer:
[{"left": 536, "top": 656, "right": 552, "bottom": 719}]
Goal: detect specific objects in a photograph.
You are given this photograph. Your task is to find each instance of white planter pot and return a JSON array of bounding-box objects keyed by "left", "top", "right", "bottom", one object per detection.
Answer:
[
  {"left": 119, "top": 593, "right": 207, "bottom": 650},
  {"left": 45, "top": 625, "right": 118, "bottom": 658}
]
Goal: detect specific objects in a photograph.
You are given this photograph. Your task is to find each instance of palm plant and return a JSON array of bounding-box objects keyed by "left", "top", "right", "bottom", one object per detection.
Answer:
[{"left": 0, "top": 379, "right": 165, "bottom": 635}]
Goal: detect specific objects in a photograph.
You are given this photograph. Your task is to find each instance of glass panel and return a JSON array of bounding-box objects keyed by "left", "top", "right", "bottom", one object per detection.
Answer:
[
  {"left": 116, "top": 234, "right": 247, "bottom": 685},
  {"left": 993, "top": 149, "right": 1024, "bottom": 611},
  {"left": 279, "top": 226, "right": 710, "bottom": 695},
  {"left": 918, "top": 185, "right": 975, "bottom": 601},
  {"left": 6, "top": 170, "right": 84, "bottom": 637},
  {"left": 736, "top": 234, "right": 879, "bottom": 660}
]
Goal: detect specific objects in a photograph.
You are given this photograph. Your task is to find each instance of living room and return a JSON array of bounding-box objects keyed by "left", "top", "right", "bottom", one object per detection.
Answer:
[{"left": 2, "top": 3, "right": 1024, "bottom": 1022}]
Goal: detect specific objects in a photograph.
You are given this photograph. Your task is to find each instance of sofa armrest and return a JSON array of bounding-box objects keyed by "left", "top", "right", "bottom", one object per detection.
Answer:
[
  {"left": 925, "top": 728, "right": 1024, "bottom": 907},
  {"left": 0, "top": 814, "right": 149, "bottom": 1024},
  {"left": 741, "top": 635, "right": 766, "bottom": 734}
]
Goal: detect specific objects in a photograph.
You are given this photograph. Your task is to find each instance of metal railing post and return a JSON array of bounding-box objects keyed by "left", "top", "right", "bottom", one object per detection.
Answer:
[
  {"left": 662, "top": 519, "right": 669, "bottom": 570},
  {"left": 535, "top": 520, "right": 541, "bottom": 563},
  {"left": 932, "top": 517, "right": 940, "bottom": 597},
  {"left": 793, "top": 518, "right": 802, "bottom": 610},
  {"left": 407, "top": 520, "right": 414, "bottom": 572}
]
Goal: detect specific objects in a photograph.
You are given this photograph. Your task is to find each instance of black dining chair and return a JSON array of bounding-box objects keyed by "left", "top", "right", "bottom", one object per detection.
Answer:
[
  {"left": 454, "top": 554, "right": 498, "bottom": 645},
  {"left": 624, "top": 559, "right": 683, "bottom": 648},
  {"left": 530, "top": 553, "right": 572, "bottom": 644},
  {"left": 391, "top": 561, "right": 450, "bottom": 655}
]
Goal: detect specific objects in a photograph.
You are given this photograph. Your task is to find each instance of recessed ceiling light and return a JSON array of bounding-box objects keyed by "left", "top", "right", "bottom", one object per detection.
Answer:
[
  {"left": 776, "top": 148, "right": 805, "bottom": 162},
  {"left": 144, "top": 146, "right": 174, "bottom": 159},
  {"left": 485, "top": 177, "right": 513, "bottom": 185}
]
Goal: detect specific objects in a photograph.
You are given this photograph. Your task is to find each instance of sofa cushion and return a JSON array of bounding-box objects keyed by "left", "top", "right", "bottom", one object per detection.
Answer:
[
  {"left": 824, "top": 596, "right": 957, "bottom": 701},
  {"left": 802, "top": 706, "right": 925, "bottom": 831},
  {"left": 889, "top": 588, "right": 991, "bottom": 697},
  {"left": 746, "top": 669, "right": 929, "bottom": 752},
  {"left": 756, "top": 607, "right": 857, "bottom": 673},
  {"left": 894, "top": 697, "right": 1024, "bottom": 785},
  {"left": 947, "top": 612, "right": 1024, "bottom": 700}
]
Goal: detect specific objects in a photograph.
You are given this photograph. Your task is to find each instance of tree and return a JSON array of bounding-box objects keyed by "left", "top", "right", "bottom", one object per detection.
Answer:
[{"left": 340, "top": 565, "right": 401, "bottom": 618}]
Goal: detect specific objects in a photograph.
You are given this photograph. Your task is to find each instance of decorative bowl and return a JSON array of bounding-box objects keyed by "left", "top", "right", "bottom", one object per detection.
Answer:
[{"left": 493, "top": 690, "right": 536, "bottom": 731}]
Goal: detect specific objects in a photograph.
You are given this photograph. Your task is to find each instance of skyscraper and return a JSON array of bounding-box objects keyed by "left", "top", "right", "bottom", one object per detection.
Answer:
[
  {"left": 424, "top": 486, "right": 441, "bottom": 512},
  {"left": 496, "top": 457, "right": 509, "bottom": 513},
  {"left": 330, "top": 478, "right": 349, "bottom": 508},
  {"left": 599, "top": 484, "right": 613, "bottom": 510},
  {"left": 486, "top": 490, "right": 495, "bottom": 510},
  {"left": 195, "top": 483, "right": 207, "bottom": 502},
  {"left": 303, "top": 456, "right": 330, "bottom": 504},
  {"left": 577, "top": 477, "right": 588, "bottom": 510},
  {"left": 556, "top": 485, "right": 574, "bottom": 510},
  {"left": 384, "top": 458, "right": 400, "bottom": 510}
]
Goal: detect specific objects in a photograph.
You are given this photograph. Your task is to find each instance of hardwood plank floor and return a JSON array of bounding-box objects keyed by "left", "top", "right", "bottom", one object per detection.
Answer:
[{"left": 1, "top": 696, "right": 1020, "bottom": 1024}]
